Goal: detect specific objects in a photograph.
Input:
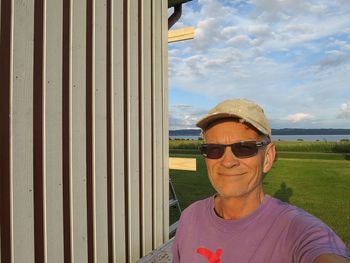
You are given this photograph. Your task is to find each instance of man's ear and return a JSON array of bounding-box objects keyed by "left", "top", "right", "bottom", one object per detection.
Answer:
[{"left": 263, "top": 143, "right": 276, "bottom": 174}]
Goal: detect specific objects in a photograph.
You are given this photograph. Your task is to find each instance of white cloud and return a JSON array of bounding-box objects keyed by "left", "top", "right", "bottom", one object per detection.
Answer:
[
  {"left": 169, "top": 0, "right": 350, "bottom": 129},
  {"left": 338, "top": 102, "right": 350, "bottom": 119},
  {"left": 320, "top": 50, "right": 349, "bottom": 69},
  {"left": 169, "top": 104, "right": 207, "bottom": 130},
  {"left": 331, "top": 40, "right": 350, "bottom": 51},
  {"left": 222, "top": 26, "right": 240, "bottom": 36},
  {"left": 228, "top": 35, "right": 251, "bottom": 46},
  {"left": 284, "top": 113, "right": 315, "bottom": 123}
]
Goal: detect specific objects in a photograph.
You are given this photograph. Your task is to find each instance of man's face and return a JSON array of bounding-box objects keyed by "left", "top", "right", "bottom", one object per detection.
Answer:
[{"left": 204, "top": 120, "right": 275, "bottom": 199}]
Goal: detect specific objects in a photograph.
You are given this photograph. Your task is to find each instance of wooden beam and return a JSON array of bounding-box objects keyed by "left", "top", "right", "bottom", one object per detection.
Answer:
[
  {"left": 169, "top": 157, "right": 196, "bottom": 171},
  {"left": 168, "top": 27, "right": 195, "bottom": 43}
]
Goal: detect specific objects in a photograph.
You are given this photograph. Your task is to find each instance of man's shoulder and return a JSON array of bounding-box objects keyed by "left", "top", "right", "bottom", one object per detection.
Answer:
[
  {"left": 267, "top": 196, "right": 313, "bottom": 218},
  {"left": 264, "top": 196, "right": 327, "bottom": 231},
  {"left": 273, "top": 198, "right": 326, "bottom": 228},
  {"left": 267, "top": 197, "right": 337, "bottom": 243},
  {"left": 180, "top": 196, "right": 212, "bottom": 219}
]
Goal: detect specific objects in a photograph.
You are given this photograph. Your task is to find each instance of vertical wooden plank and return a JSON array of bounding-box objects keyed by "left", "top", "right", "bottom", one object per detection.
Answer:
[
  {"left": 71, "top": 0, "right": 88, "bottom": 261},
  {"left": 112, "top": 0, "right": 126, "bottom": 261},
  {"left": 94, "top": 0, "right": 109, "bottom": 260},
  {"left": 44, "top": 0, "right": 64, "bottom": 261},
  {"left": 128, "top": 0, "right": 141, "bottom": 261},
  {"left": 161, "top": 0, "right": 170, "bottom": 241},
  {"left": 86, "top": 0, "right": 95, "bottom": 261},
  {"left": 0, "top": 0, "right": 12, "bottom": 262},
  {"left": 140, "top": 0, "right": 153, "bottom": 256},
  {"left": 11, "top": 0, "right": 35, "bottom": 261},
  {"left": 62, "top": 0, "right": 71, "bottom": 261},
  {"left": 152, "top": 0, "right": 164, "bottom": 248},
  {"left": 33, "top": 0, "right": 45, "bottom": 260},
  {"left": 106, "top": 0, "right": 113, "bottom": 261}
]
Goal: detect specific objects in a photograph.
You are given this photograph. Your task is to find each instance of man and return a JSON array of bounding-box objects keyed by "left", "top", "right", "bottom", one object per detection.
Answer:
[{"left": 172, "top": 99, "right": 350, "bottom": 263}]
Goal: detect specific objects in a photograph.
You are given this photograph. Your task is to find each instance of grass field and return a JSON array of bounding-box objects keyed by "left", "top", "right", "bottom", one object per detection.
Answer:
[
  {"left": 169, "top": 140, "right": 350, "bottom": 248},
  {"left": 169, "top": 139, "right": 350, "bottom": 153}
]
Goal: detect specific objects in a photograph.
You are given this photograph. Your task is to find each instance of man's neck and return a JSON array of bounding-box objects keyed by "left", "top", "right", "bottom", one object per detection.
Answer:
[{"left": 214, "top": 190, "right": 265, "bottom": 220}]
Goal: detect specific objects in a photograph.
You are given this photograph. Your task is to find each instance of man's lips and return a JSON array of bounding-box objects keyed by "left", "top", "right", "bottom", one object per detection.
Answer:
[{"left": 218, "top": 172, "right": 246, "bottom": 177}]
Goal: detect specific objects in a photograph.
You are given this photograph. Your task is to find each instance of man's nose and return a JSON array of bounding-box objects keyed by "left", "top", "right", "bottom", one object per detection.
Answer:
[{"left": 221, "top": 146, "right": 240, "bottom": 168}]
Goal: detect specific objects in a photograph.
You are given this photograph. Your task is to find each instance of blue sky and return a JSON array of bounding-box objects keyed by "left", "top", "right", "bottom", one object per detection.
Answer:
[{"left": 168, "top": 0, "right": 350, "bottom": 130}]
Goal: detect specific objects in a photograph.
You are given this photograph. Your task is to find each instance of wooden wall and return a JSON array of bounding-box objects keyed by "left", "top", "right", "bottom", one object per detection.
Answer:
[{"left": 0, "top": 0, "right": 169, "bottom": 262}]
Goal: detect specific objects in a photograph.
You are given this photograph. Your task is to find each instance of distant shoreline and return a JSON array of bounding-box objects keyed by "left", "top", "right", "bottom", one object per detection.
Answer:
[{"left": 169, "top": 128, "right": 350, "bottom": 136}]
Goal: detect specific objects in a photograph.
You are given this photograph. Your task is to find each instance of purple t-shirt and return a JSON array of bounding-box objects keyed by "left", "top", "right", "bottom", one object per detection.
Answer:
[{"left": 172, "top": 195, "right": 350, "bottom": 263}]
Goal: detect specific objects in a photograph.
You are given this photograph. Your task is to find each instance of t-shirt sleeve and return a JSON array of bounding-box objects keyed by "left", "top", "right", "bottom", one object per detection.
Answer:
[
  {"left": 171, "top": 210, "right": 186, "bottom": 263},
  {"left": 289, "top": 213, "right": 350, "bottom": 263},
  {"left": 171, "top": 237, "right": 180, "bottom": 263}
]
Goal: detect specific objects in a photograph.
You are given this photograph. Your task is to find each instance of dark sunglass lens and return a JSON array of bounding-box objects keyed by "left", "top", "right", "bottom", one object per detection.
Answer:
[
  {"left": 202, "top": 145, "right": 225, "bottom": 159},
  {"left": 207, "top": 145, "right": 225, "bottom": 159},
  {"left": 232, "top": 142, "right": 258, "bottom": 158}
]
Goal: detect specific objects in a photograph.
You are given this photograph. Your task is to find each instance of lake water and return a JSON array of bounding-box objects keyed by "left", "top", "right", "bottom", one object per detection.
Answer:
[{"left": 170, "top": 134, "right": 350, "bottom": 142}]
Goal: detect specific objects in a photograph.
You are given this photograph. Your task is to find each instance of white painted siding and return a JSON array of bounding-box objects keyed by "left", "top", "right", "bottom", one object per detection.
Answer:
[{"left": 0, "top": 0, "right": 169, "bottom": 262}]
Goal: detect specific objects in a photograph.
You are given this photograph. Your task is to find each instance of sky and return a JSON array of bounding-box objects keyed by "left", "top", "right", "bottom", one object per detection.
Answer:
[{"left": 168, "top": 0, "right": 350, "bottom": 130}]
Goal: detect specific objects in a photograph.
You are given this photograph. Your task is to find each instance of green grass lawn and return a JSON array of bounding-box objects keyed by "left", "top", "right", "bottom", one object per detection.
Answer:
[
  {"left": 169, "top": 150, "right": 350, "bottom": 248},
  {"left": 169, "top": 139, "right": 350, "bottom": 153}
]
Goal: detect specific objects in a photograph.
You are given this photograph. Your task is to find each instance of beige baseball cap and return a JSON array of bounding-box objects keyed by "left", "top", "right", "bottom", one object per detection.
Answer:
[{"left": 196, "top": 98, "right": 271, "bottom": 139}]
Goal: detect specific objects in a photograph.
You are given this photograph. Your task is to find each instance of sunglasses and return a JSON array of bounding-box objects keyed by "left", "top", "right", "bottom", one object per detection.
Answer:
[{"left": 199, "top": 141, "right": 269, "bottom": 159}]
